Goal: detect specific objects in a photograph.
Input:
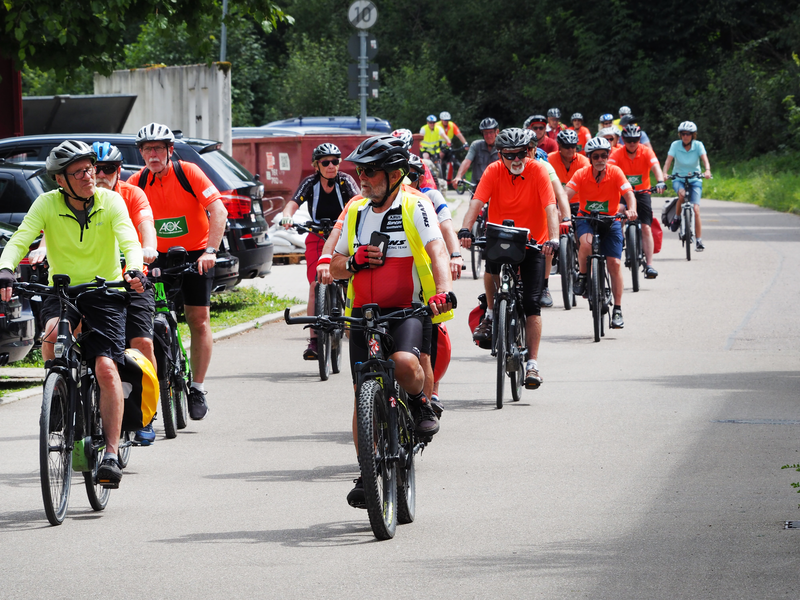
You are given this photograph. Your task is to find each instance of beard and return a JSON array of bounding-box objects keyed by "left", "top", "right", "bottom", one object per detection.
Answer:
[
  {"left": 361, "top": 175, "right": 387, "bottom": 202},
  {"left": 508, "top": 161, "right": 525, "bottom": 175}
]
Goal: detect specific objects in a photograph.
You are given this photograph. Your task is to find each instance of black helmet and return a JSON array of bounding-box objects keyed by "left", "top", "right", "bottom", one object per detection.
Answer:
[
  {"left": 547, "top": 108, "right": 561, "bottom": 119},
  {"left": 345, "top": 135, "right": 409, "bottom": 172},
  {"left": 621, "top": 124, "right": 642, "bottom": 139},
  {"left": 619, "top": 115, "right": 637, "bottom": 127},
  {"left": 479, "top": 117, "right": 498, "bottom": 130},
  {"left": 556, "top": 129, "right": 579, "bottom": 147},
  {"left": 312, "top": 143, "right": 341, "bottom": 161},
  {"left": 46, "top": 140, "right": 96, "bottom": 176},
  {"left": 495, "top": 128, "right": 530, "bottom": 150},
  {"left": 571, "top": 112, "right": 584, "bottom": 122}
]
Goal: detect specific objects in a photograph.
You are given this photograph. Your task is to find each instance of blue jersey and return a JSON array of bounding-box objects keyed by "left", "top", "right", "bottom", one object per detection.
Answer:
[{"left": 668, "top": 140, "right": 707, "bottom": 179}]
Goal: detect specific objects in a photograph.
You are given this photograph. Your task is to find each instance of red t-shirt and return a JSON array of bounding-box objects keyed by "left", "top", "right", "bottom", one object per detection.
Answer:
[
  {"left": 115, "top": 180, "right": 154, "bottom": 244},
  {"left": 474, "top": 159, "right": 556, "bottom": 243},
  {"left": 127, "top": 161, "right": 221, "bottom": 252},
  {"left": 536, "top": 135, "right": 558, "bottom": 154},
  {"left": 608, "top": 144, "right": 659, "bottom": 191},
  {"left": 545, "top": 123, "right": 566, "bottom": 141},
  {"left": 566, "top": 164, "right": 632, "bottom": 215}
]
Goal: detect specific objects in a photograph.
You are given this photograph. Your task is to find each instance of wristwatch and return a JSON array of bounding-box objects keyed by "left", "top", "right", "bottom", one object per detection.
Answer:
[
  {"left": 204, "top": 247, "right": 218, "bottom": 255},
  {"left": 450, "top": 252, "right": 462, "bottom": 258},
  {"left": 346, "top": 256, "right": 356, "bottom": 274}
]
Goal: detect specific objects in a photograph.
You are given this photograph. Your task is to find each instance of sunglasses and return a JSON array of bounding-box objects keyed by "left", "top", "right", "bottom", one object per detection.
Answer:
[
  {"left": 406, "top": 171, "right": 421, "bottom": 183},
  {"left": 591, "top": 153, "right": 609, "bottom": 160},
  {"left": 96, "top": 164, "right": 119, "bottom": 175},
  {"left": 531, "top": 126, "right": 545, "bottom": 131},
  {"left": 680, "top": 132, "right": 693, "bottom": 136},
  {"left": 319, "top": 159, "right": 340, "bottom": 167},
  {"left": 355, "top": 166, "right": 382, "bottom": 178},
  {"left": 501, "top": 150, "right": 528, "bottom": 161}
]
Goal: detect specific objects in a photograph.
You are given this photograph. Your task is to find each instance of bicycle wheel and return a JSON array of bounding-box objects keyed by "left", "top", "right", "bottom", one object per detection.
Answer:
[
  {"left": 559, "top": 234, "right": 573, "bottom": 310},
  {"left": 83, "top": 381, "right": 110, "bottom": 512},
  {"left": 329, "top": 285, "right": 344, "bottom": 375},
  {"left": 590, "top": 258, "right": 602, "bottom": 343},
  {"left": 685, "top": 207, "right": 693, "bottom": 261},
  {"left": 397, "top": 394, "right": 416, "bottom": 525},
  {"left": 118, "top": 431, "right": 133, "bottom": 468},
  {"left": 40, "top": 372, "right": 72, "bottom": 526},
  {"left": 509, "top": 304, "right": 526, "bottom": 402},
  {"left": 626, "top": 224, "right": 640, "bottom": 292},
  {"left": 495, "top": 298, "right": 507, "bottom": 409},
  {"left": 160, "top": 375, "right": 178, "bottom": 439},
  {"left": 174, "top": 332, "right": 190, "bottom": 430},
  {"left": 357, "top": 379, "right": 397, "bottom": 540},
  {"left": 471, "top": 222, "right": 483, "bottom": 280},
  {"left": 315, "top": 282, "right": 331, "bottom": 381}
]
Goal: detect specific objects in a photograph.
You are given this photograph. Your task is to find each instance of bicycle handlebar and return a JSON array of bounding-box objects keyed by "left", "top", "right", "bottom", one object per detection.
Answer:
[
  {"left": 149, "top": 262, "right": 199, "bottom": 279},
  {"left": 666, "top": 172, "right": 710, "bottom": 181},
  {"left": 293, "top": 219, "right": 336, "bottom": 238},
  {"left": 14, "top": 276, "right": 130, "bottom": 298},
  {"left": 471, "top": 237, "right": 543, "bottom": 252}
]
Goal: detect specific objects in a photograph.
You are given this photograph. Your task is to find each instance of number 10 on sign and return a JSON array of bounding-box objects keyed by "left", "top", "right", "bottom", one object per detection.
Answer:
[{"left": 349, "top": 1, "right": 378, "bottom": 29}]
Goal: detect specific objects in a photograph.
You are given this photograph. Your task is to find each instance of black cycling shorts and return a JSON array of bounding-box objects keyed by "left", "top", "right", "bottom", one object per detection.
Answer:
[
  {"left": 153, "top": 249, "right": 214, "bottom": 307},
  {"left": 348, "top": 306, "right": 430, "bottom": 384},
  {"left": 484, "top": 248, "right": 546, "bottom": 317},
  {"left": 621, "top": 193, "right": 653, "bottom": 226},
  {"left": 126, "top": 286, "right": 155, "bottom": 343},
  {"left": 40, "top": 288, "right": 130, "bottom": 364}
]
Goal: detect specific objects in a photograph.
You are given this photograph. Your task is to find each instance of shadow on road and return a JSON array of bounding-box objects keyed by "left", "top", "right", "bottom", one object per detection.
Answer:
[
  {"left": 205, "top": 462, "right": 356, "bottom": 484},
  {"left": 249, "top": 431, "right": 352, "bottom": 445}
]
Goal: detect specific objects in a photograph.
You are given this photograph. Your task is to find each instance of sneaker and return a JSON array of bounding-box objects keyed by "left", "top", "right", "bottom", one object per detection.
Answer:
[
  {"left": 669, "top": 216, "right": 681, "bottom": 232},
  {"left": 644, "top": 265, "right": 658, "bottom": 279},
  {"left": 539, "top": 287, "right": 553, "bottom": 308},
  {"left": 347, "top": 477, "right": 366, "bottom": 509},
  {"left": 97, "top": 457, "right": 122, "bottom": 489},
  {"left": 134, "top": 422, "right": 156, "bottom": 446},
  {"left": 188, "top": 388, "right": 209, "bottom": 421},
  {"left": 574, "top": 273, "right": 587, "bottom": 296},
  {"left": 429, "top": 394, "right": 444, "bottom": 418},
  {"left": 412, "top": 396, "right": 440, "bottom": 437},
  {"left": 696, "top": 240, "right": 705, "bottom": 252},
  {"left": 611, "top": 308, "right": 624, "bottom": 329},
  {"left": 525, "top": 366, "right": 543, "bottom": 390},
  {"left": 303, "top": 338, "right": 318, "bottom": 360},
  {"left": 472, "top": 316, "right": 492, "bottom": 343}
]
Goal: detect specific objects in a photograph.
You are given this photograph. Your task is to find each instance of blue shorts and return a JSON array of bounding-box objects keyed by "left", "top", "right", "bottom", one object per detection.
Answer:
[
  {"left": 576, "top": 219, "right": 623, "bottom": 260},
  {"left": 673, "top": 178, "right": 702, "bottom": 205}
]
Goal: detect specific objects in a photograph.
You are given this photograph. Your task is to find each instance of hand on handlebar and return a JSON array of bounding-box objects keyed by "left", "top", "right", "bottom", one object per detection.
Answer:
[
  {"left": 458, "top": 227, "right": 474, "bottom": 249},
  {"left": 280, "top": 215, "right": 294, "bottom": 229},
  {"left": 123, "top": 270, "right": 148, "bottom": 294},
  {"left": 428, "top": 291, "right": 457, "bottom": 316},
  {"left": 624, "top": 208, "right": 638, "bottom": 221},
  {"left": 542, "top": 239, "right": 560, "bottom": 256},
  {"left": 0, "top": 268, "right": 15, "bottom": 302}
]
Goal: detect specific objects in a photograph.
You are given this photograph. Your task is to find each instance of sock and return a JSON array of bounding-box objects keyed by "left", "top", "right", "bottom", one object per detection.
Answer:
[
  {"left": 103, "top": 452, "right": 118, "bottom": 463},
  {"left": 485, "top": 309, "right": 493, "bottom": 319},
  {"left": 697, "top": 237, "right": 702, "bottom": 243},
  {"left": 407, "top": 389, "right": 427, "bottom": 404},
  {"left": 543, "top": 279, "right": 549, "bottom": 289},
  {"left": 526, "top": 359, "right": 538, "bottom": 371},
  {"left": 614, "top": 305, "right": 621, "bottom": 312},
  {"left": 191, "top": 382, "right": 205, "bottom": 393}
]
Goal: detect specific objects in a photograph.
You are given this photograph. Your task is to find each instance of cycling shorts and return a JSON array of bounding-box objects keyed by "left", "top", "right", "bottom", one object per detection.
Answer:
[
  {"left": 126, "top": 286, "right": 155, "bottom": 343},
  {"left": 305, "top": 233, "right": 325, "bottom": 285},
  {"left": 620, "top": 193, "right": 653, "bottom": 226},
  {"left": 348, "top": 306, "right": 430, "bottom": 384},
  {"left": 485, "top": 248, "right": 546, "bottom": 317},
  {"left": 672, "top": 179, "right": 702, "bottom": 205},
  {"left": 153, "top": 249, "right": 214, "bottom": 307},
  {"left": 40, "top": 288, "right": 130, "bottom": 364},
  {"left": 575, "top": 219, "right": 624, "bottom": 260}
]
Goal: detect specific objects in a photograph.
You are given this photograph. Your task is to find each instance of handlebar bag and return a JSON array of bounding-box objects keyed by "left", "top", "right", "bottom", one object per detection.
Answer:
[{"left": 485, "top": 223, "right": 530, "bottom": 265}]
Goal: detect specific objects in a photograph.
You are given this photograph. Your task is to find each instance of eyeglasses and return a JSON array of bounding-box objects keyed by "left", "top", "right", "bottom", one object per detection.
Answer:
[
  {"left": 319, "top": 159, "right": 340, "bottom": 167},
  {"left": 590, "top": 153, "right": 609, "bottom": 160},
  {"left": 66, "top": 166, "right": 95, "bottom": 181},
  {"left": 531, "top": 126, "right": 545, "bottom": 131},
  {"left": 501, "top": 150, "right": 528, "bottom": 161},
  {"left": 680, "top": 132, "right": 693, "bottom": 136},
  {"left": 96, "top": 164, "right": 119, "bottom": 175},
  {"left": 355, "top": 166, "right": 382, "bottom": 178},
  {"left": 560, "top": 144, "right": 577, "bottom": 150},
  {"left": 623, "top": 138, "right": 639, "bottom": 143},
  {"left": 140, "top": 144, "right": 168, "bottom": 154},
  {"left": 406, "top": 171, "right": 421, "bottom": 183}
]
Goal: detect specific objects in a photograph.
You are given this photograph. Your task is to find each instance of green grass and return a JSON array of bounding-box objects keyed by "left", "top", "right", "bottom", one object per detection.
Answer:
[{"left": 704, "top": 152, "right": 800, "bottom": 214}]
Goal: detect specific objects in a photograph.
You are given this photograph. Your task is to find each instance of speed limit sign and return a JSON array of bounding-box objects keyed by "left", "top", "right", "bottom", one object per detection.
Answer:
[{"left": 348, "top": 1, "right": 378, "bottom": 29}]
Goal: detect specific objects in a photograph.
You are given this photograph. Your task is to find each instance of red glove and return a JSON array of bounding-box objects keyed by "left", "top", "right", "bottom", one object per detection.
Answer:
[
  {"left": 429, "top": 293, "right": 449, "bottom": 305},
  {"left": 560, "top": 221, "right": 571, "bottom": 235},
  {"left": 353, "top": 245, "right": 371, "bottom": 271}
]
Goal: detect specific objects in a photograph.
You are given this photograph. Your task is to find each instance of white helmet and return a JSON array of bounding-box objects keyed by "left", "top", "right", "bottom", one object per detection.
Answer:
[
  {"left": 678, "top": 121, "right": 697, "bottom": 133},
  {"left": 439, "top": 111, "right": 451, "bottom": 121},
  {"left": 584, "top": 136, "right": 611, "bottom": 156},
  {"left": 135, "top": 122, "right": 175, "bottom": 146},
  {"left": 391, "top": 128, "right": 414, "bottom": 149},
  {"left": 618, "top": 105, "right": 632, "bottom": 116}
]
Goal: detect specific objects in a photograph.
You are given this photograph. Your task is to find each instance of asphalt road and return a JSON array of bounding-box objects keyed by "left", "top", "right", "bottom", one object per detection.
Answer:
[{"left": 1, "top": 198, "right": 799, "bottom": 599}]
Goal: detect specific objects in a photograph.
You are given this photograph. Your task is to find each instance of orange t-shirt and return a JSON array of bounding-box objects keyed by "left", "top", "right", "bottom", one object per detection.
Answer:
[
  {"left": 474, "top": 159, "right": 556, "bottom": 243},
  {"left": 127, "top": 161, "right": 220, "bottom": 252},
  {"left": 608, "top": 144, "right": 659, "bottom": 191},
  {"left": 548, "top": 151, "right": 590, "bottom": 206},
  {"left": 115, "top": 180, "right": 154, "bottom": 244},
  {"left": 569, "top": 126, "right": 592, "bottom": 155},
  {"left": 566, "top": 164, "right": 632, "bottom": 215}
]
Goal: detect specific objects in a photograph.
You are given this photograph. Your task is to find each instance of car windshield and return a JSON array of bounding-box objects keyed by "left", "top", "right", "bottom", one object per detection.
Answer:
[
  {"left": 28, "top": 171, "right": 59, "bottom": 196},
  {"left": 196, "top": 148, "right": 254, "bottom": 190}
]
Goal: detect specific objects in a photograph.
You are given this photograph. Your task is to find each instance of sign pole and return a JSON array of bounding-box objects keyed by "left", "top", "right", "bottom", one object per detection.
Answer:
[{"left": 359, "top": 30, "right": 367, "bottom": 135}]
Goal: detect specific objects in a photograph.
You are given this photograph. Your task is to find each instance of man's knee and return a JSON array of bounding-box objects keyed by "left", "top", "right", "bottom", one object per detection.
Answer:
[
  {"left": 94, "top": 356, "right": 120, "bottom": 386},
  {"left": 184, "top": 306, "right": 210, "bottom": 331}
]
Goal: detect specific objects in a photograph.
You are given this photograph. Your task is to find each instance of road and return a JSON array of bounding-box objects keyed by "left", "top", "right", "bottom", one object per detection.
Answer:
[{"left": 1, "top": 199, "right": 799, "bottom": 599}]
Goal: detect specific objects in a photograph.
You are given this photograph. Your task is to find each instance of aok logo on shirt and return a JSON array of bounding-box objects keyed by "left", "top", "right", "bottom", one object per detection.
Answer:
[
  {"left": 156, "top": 216, "right": 188, "bottom": 238},
  {"left": 585, "top": 201, "right": 609, "bottom": 213},
  {"left": 626, "top": 175, "right": 643, "bottom": 186}
]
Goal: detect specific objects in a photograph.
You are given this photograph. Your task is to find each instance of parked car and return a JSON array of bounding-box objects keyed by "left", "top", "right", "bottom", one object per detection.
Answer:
[
  {"left": 0, "top": 220, "right": 36, "bottom": 364},
  {"left": 260, "top": 116, "right": 392, "bottom": 133},
  {"left": 0, "top": 132, "right": 272, "bottom": 284}
]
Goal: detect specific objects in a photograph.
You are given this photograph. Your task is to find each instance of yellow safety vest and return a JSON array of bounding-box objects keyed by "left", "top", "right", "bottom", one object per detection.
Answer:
[
  {"left": 344, "top": 192, "right": 453, "bottom": 324},
  {"left": 436, "top": 121, "right": 457, "bottom": 141}
]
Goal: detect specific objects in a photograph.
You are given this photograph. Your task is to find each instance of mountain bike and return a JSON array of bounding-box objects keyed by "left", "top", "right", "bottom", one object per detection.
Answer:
[
  {"left": 474, "top": 222, "right": 540, "bottom": 408},
  {"left": 294, "top": 220, "right": 347, "bottom": 381},
  {"left": 667, "top": 173, "right": 704, "bottom": 262},
  {"left": 557, "top": 218, "right": 577, "bottom": 310},
  {"left": 574, "top": 212, "right": 623, "bottom": 343},
  {"left": 285, "top": 295, "right": 456, "bottom": 540},
  {"left": 14, "top": 275, "right": 134, "bottom": 525},
  {"left": 150, "top": 247, "right": 195, "bottom": 439}
]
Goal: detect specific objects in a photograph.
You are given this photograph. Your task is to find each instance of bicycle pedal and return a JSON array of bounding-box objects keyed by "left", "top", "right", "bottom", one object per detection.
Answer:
[{"left": 98, "top": 480, "right": 120, "bottom": 490}]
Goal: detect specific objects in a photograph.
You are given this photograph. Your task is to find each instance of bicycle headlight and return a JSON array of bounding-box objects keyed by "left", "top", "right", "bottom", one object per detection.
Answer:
[
  {"left": 364, "top": 307, "right": 375, "bottom": 321},
  {"left": 54, "top": 334, "right": 67, "bottom": 358}
]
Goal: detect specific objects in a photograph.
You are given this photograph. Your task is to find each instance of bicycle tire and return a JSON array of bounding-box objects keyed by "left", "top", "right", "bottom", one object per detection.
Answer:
[
  {"left": 175, "top": 333, "right": 190, "bottom": 430},
  {"left": 495, "top": 298, "right": 507, "bottom": 409},
  {"left": 685, "top": 207, "right": 693, "bottom": 261},
  {"left": 626, "top": 225, "right": 640, "bottom": 292},
  {"left": 40, "top": 372, "right": 72, "bottom": 526},
  {"left": 471, "top": 222, "right": 483, "bottom": 280},
  {"left": 84, "top": 381, "right": 110, "bottom": 512},
  {"left": 397, "top": 392, "right": 416, "bottom": 525},
  {"left": 118, "top": 431, "right": 133, "bottom": 468},
  {"left": 330, "top": 284, "right": 344, "bottom": 375},
  {"left": 356, "top": 379, "right": 397, "bottom": 540},
  {"left": 591, "top": 258, "right": 602, "bottom": 343},
  {"left": 160, "top": 375, "right": 178, "bottom": 439},
  {"left": 509, "top": 304, "right": 526, "bottom": 402},
  {"left": 315, "top": 282, "right": 331, "bottom": 381},
  {"left": 559, "top": 234, "right": 573, "bottom": 310}
]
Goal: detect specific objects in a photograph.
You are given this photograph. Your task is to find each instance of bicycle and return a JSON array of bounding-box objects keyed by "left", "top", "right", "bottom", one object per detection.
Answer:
[
  {"left": 622, "top": 187, "right": 658, "bottom": 292},
  {"left": 574, "top": 212, "right": 624, "bottom": 343},
  {"left": 473, "top": 222, "right": 540, "bottom": 408},
  {"left": 557, "top": 217, "right": 577, "bottom": 310},
  {"left": 468, "top": 202, "right": 488, "bottom": 280},
  {"left": 150, "top": 247, "right": 195, "bottom": 439},
  {"left": 440, "top": 143, "right": 468, "bottom": 188},
  {"left": 14, "top": 275, "right": 137, "bottom": 525},
  {"left": 293, "top": 220, "right": 347, "bottom": 381},
  {"left": 285, "top": 295, "right": 456, "bottom": 540},
  {"left": 667, "top": 173, "right": 704, "bottom": 262}
]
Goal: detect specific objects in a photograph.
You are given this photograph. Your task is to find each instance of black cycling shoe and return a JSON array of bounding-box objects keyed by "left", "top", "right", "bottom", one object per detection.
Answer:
[
  {"left": 413, "top": 400, "right": 440, "bottom": 437},
  {"left": 644, "top": 265, "right": 658, "bottom": 279},
  {"left": 574, "top": 273, "right": 587, "bottom": 296},
  {"left": 347, "top": 478, "right": 366, "bottom": 509},
  {"left": 97, "top": 457, "right": 122, "bottom": 489},
  {"left": 188, "top": 388, "right": 209, "bottom": 420},
  {"left": 429, "top": 394, "right": 444, "bottom": 418}
]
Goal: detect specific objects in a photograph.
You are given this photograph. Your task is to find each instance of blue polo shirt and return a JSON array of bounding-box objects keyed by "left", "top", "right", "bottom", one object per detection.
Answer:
[{"left": 668, "top": 140, "right": 707, "bottom": 180}]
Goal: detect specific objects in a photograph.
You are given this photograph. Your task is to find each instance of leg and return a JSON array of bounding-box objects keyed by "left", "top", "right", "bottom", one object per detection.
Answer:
[
  {"left": 607, "top": 257, "right": 624, "bottom": 306},
  {"left": 694, "top": 204, "right": 702, "bottom": 238},
  {"left": 525, "top": 315, "right": 542, "bottom": 361},
  {"left": 94, "top": 356, "right": 124, "bottom": 455},
  {"left": 420, "top": 353, "right": 434, "bottom": 399},
  {"left": 307, "top": 282, "right": 317, "bottom": 339},
  {"left": 41, "top": 317, "right": 59, "bottom": 362},
  {"left": 642, "top": 223, "right": 654, "bottom": 265},
  {"left": 129, "top": 337, "right": 156, "bottom": 370},
  {"left": 483, "top": 272, "right": 499, "bottom": 311},
  {"left": 577, "top": 233, "right": 593, "bottom": 274},
  {"left": 184, "top": 305, "right": 212, "bottom": 383},
  {"left": 393, "top": 351, "right": 425, "bottom": 396}
]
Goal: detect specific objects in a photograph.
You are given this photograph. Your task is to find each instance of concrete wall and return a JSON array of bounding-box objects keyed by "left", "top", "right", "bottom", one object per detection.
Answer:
[{"left": 94, "top": 63, "right": 232, "bottom": 153}]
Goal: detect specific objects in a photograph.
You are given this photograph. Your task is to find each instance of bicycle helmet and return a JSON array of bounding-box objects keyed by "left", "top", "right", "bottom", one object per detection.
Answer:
[
  {"left": 535, "top": 147, "right": 549, "bottom": 162},
  {"left": 678, "top": 121, "right": 697, "bottom": 133},
  {"left": 571, "top": 113, "right": 584, "bottom": 122},
  {"left": 621, "top": 124, "right": 642, "bottom": 139},
  {"left": 524, "top": 114, "right": 547, "bottom": 128},
  {"left": 556, "top": 129, "right": 579, "bottom": 147},
  {"left": 346, "top": 135, "right": 409, "bottom": 171},
  {"left": 599, "top": 113, "right": 614, "bottom": 123},
  {"left": 495, "top": 127, "right": 530, "bottom": 150},
  {"left": 46, "top": 140, "right": 96, "bottom": 176},
  {"left": 524, "top": 129, "right": 537, "bottom": 148},
  {"left": 312, "top": 143, "right": 341, "bottom": 161},
  {"left": 426, "top": 114, "right": 437, "bottom": 123},
  {"left": 479, "top": 117, "right": 498, "bottom": 130},
  {"left": 92, "top": 141, "right": 123, "bottom": 164},
  {"left": 439, "top": 111, "right": 451, "bottom": 121},
  {"left": 597, "top": 127, "right": 616, "bottom": 140},
  {"left": 391, "top": 128, "right": 414, "bottom": 149},
  {"left": 619, "top": 105, "right": 632, "bottom": 116},
  {"left": 584, "top": 136, "right": 611, "bottom": 156},
  {"left": 135, "top": 122, "right": 175, "bottom": 147},
  {"left": 547, "top": 108, "right": 561, "bottom": 119},
  {"left": 408, "top": 153, "right": 424, "bottom": 173},
  {"left": 619, "top": 115, "right": 637, "bottom": 127}
]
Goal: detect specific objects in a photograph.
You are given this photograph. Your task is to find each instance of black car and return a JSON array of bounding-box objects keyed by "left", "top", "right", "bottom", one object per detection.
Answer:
[
  {"left": 0, "top": 132, "right": 273, "bottom": 284},
  {"left": 0, "top": 221, "right": 36, "bottom": 365}
]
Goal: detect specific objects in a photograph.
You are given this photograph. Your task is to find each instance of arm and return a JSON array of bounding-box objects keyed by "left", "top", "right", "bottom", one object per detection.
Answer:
[
  {"left": 425, "top": 238, "right": 454, "bottom": 317},
  {"left": 330, "top": 252, "right": 351, "bottom": 281},
  {"left": 545, "top": 203, "right": 559, "bottom": 249},
  {"left": 565, "top": 186, "right": 577, "bottom": 203},
  {"left": 197, "top": 198, "right": 227, "bottom": 275},
  {"left": 700, "top": 153, "right": 711, "bottom": 178},
  {"left": 662, "top": 155, "right": 674, "bottom": 176},
  {"left": 622, "top": 190, "right": 637, "bottom": 220},
  {"left": 316, "top": 228, "right": 342, "bottom": 285},
  {"left": 438, "top": 219, "right": 462, "bottom": 280},
  {"left": 551, "top": 178, "right": 570, "bottom": 222},
  {"left": 456, "top": 132, "right": 468, "bottom": 146},
  {"left": 458, "top": 197, "right": 487, "bottom": 249},
  {"left": 454, "top": 157, "right": 472, "bottom": 183},
  {"left": 138, "top": 221, "right": 158, "bottom": 263}
]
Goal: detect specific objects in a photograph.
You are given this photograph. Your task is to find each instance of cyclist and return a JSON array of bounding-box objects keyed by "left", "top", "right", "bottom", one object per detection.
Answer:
[
  {"left": 524, "top": 114, "right": 558, "bottom": 153},
  {"left": 545, "top": 108, "right": 566, "bottom": 141},
  {"left": 613, "top": 105, "right": 632, "bottom": 130},
  {"left": 419, "top": 114, "right": 450, "bottom": 160},
  {"left": 619, "top": 115, "right": 653, "bottom": 149},
  {"left": 662, "top": 121, "right": 712, "bottom": 252},
  {"left": 454, "top": 117, "right": 500, "bottom": 188},
  {"left": 392, "top": 128, "right": 437, "bottom": 190},
  {"left": 598, "top": 126, "right": 621, "bottom": 147},
  {"left": 549, "top": 129, "right": 590, "bottom": 220},
  {"left": 280, "top": 143, "right": 359, "bottom": 360},
  {"left": 569, "top": 113, "right": 593, "bottom": 155},
  {"left": 127, "top": 122, "right": 228, "bottom": 421},
  {"left": 598, "top": 113, "right": 614, "bottom": 134},
  {"left": 565, "top": 137, "right": 637, "bottom": 329},
  {"left": 0, "top": 140, "right": 147, "bottom": 487},
  {"left": 459, "top": 128, "right": 559, "bottom": 388},
  {"left": 436, "top": 111, "right": 469, "bottom": 148},
  {"left": 329, "top": 135, "right": 453, "bottom": 508},
  {"left": 608, "top": 125, "right": 666, "bottom": 279}
]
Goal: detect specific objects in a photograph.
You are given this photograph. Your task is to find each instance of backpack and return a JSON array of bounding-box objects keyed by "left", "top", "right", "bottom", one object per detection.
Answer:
[
  {"left": 651, "top": 218, "right": 663, "bottom": 254},
  {"left": 119, "top": 348, "right": 160, "bottom": 431},
  {"left": 136, "top": 158, "right": 196, "bottom": 198},
  {"left": 661, "top": 197, "right": 678, "bottom": 228}
]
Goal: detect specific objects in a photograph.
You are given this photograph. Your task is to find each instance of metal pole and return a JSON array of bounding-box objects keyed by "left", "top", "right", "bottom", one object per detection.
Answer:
[
  {"left": 220, "top": 0, "right": 229, "bottom": 62},
  {"left": 359, "top": 30, "right": 367, "bottom": 135}
]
